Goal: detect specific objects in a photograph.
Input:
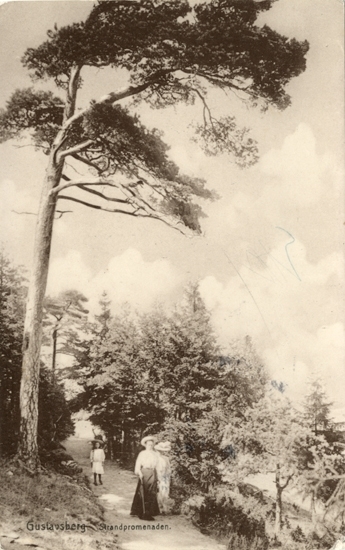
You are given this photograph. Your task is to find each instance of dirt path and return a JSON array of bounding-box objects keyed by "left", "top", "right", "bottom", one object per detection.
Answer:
[{"left": 65, "top": 437, "right": 226, "bottom": 550}]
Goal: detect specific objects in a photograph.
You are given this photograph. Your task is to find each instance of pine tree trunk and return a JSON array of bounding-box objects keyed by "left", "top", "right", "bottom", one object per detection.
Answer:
[
  {"left": 275, "top": 486, "right": 283, "bottom": 534},
  {"left": 107, "top": 432, "right": 114, "bottom": 461},
  {"left": 17, "top": 156, "right": 62, "bottom": 469},
  {"left": 275, "top": 464, "right": 283, "bottom": 535},
  {"left": 311, "top": 492, "right": 317, "bottom": 526},
  {"left": 17, "top": 64, "right": 80, "bottom": 469},
  {"left": 52, "top": 327, "right": 58, "bottom": 378}
]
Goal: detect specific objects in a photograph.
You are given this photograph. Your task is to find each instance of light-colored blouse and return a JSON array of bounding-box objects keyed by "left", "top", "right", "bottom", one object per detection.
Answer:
[
  {"left": 156, "top": 454, "right": 171, "bottom": 480},
  {"left": 90, "top": 448, "right": 105, "bottom": 463},
  {"left": 134, "top": 449, "right": 159, "bottom": 475}
]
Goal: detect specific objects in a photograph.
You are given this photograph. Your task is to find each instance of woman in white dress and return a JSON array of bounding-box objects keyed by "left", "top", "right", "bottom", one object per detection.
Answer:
[
  {"left": 130, "top": 435, "right": 160, "bottom": 520},
  {"left": 154, "top": 441, "right": 172, "bottom": 514},
  {"left": 90, "top": 440, "right": 105, "bottom": 486}
]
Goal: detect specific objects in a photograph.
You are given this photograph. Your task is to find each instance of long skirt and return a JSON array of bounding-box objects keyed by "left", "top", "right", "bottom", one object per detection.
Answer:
[
  {"left": 130, "top": 468, "right": 160, "bottom": 519},
  {"left": 157, "top": 473, "right": 171, "bottom": 514}
]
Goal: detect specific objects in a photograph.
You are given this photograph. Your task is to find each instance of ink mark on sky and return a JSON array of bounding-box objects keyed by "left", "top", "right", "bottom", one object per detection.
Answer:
[
  {"left": 276, "top": 227, "right": 301, "bottom": 281},
  {"left": 243, "top": 229, "right": 301, "bottom": 283},
  {"left": 223, "top": 251, "right": 276, "bottom": 348},
  {"left": 244, "top": 248, "right": 276, "bottom": 283}
]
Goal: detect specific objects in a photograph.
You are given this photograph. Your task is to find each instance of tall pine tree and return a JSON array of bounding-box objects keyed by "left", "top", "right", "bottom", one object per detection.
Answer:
[{"left": 0, "top": 0, "right": 309, "bottom": 467}]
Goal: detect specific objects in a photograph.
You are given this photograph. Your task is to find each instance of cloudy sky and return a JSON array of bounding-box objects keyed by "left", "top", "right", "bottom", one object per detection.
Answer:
[{"left": 0, "top": 0, "right": 344, "bottom": 412}]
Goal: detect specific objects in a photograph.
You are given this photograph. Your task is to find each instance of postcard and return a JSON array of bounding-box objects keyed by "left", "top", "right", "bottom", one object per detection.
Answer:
[{"left": 0, "top": 1, "right": 343, "bottom": 550}]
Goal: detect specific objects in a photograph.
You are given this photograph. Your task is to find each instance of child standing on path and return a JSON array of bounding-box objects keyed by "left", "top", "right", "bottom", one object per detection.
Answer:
[{"left": 90, "top": 440, "right": 105, "bottom": 485}]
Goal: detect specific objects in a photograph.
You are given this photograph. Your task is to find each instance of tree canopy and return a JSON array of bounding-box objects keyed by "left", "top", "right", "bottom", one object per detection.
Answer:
[
  {"left": 42, "top": 290, "right": 89, "bottom": 374},
  {"left": 0, "top": 0, "right": 309, "bottom": 233},
  {"left": 0, "top": 252, "right": 27, "bottom": 455},
  {"left": 22, "top": 0, "right": 307, "bottom": 110},
  {"left": 222, "top": 390, "right": 317, "bottom": 533},
  {"left": 70, "top": 287, "right": 268, "bottom": 490},
  {"left": 303, "top": 377, "right": 333, "bottom": 435}
]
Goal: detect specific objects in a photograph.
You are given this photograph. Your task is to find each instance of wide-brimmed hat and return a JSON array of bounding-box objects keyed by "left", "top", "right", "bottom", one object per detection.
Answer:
[
  {"left": 89, "top": 439, "right": 104, "bottom": 446},
  {"left": 154, "top": 441, "right": 171, "bottom": 452},
  {"left": 141, "top": 435, "right": 157, "bottom": 447}
]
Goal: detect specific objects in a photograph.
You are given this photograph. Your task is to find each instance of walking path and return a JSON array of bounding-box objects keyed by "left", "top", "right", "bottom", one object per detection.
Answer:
[{"left": 65, "top": 437, "right": 226, "bottom": 550}]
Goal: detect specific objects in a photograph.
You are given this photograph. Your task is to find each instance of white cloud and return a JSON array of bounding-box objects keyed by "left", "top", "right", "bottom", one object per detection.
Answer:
[
  {"left": 201, "top": 123, "right": 343, "bottom": 268},
  {"left": 259, "top": 123, "right": 333, "bottom": 206},
  {"left": 0, "top": 178, "right": 36, "bottom": 232},
  {"left": 0, "top": 178, "right": 38, "bottom": 265},
  {"left": 199, "top": 237, "right": 344, "bottom": 404},
  {"left": 47, "top": 248, "right": 180, "bottom": 313},
  {"left": 47, "top": 250, "right": 93, "bottom": 296},
  {"left": 88, "top": 248, "right": 180, "bottom": 312}
]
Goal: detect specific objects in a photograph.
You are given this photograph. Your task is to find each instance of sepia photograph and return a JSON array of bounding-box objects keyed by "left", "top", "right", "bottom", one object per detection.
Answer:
[{"left": 0, "top": 1, "right": 344, "bottom": 549}]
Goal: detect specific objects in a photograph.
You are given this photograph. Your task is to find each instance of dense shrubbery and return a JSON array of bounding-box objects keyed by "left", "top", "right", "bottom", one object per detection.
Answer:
[
  {"left": 199, "top": 492, "right": 268, "bottom": 543},
  {"left": 0, "top": 252, "right": 74, "bottom": 457},
  {"left": 0, "top": 253, "right": 26, "bottom": 455},
  {"left": 180, "top": 485, "right": 269, "bottom": 549},
  {"left": 38, "top": 367, "right": 75, "bottom": 450},
  {"left": 228, "top": 534, "right": 269, "bottom": 550},
  {"left": 268, "top": 528, "right": 335, "bottom": 550}
]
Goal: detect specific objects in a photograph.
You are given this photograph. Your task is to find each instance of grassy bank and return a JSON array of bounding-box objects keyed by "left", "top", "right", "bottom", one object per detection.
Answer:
[{"left": 0, "top": 460, "right": 118, "bottom": 550}]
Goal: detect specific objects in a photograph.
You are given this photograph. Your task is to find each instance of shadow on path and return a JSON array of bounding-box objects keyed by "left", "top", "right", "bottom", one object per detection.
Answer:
[{"left": 65, "top": 437, "right": 226, "bottom": 550}]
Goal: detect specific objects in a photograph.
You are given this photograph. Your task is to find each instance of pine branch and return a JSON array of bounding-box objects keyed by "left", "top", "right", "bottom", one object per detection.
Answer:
[
  {"left": 312, "top": 474, "right": 345, "bottom": 482},
  {"left": 72, "top": 153, "right": 105, "bottom": 173},
  {"left": 78, "top": 185, "right": 128, "bottom": 204},
  {"left": 50, "top": 178, "right": 115, "bottom": 195},
  {"left": 64, "top": 64, "right": 81, "bottom": 122},
  {"left": 55, "top": 210, "right": 73, "bottom": 219},
  {"left": 62, "top": 69, "right": 180, "bottom": 131},
  {"left": 281, "top": 474, "right": 294, "bottom": 490},
  {"left": 191, "top": 87, "right": 213, "bottom": 127},
  {"left": 58, "top": 194, "right": 186, "bottom": 234},
  {"left": 58, "top": 194, "right": 143, "bottom": 215},
  {"left": 58, "top": 139, "right": 96, "bottom": 161},
  {"left": 52, "top": 175, "right": 148, "bottom": 208},
  {"left": 185, "top": 69, "right": 256, "bottom": 99}
]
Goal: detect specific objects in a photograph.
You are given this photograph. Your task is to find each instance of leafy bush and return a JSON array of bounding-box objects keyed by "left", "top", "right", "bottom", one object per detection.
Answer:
[
  {"left": 305, "top": 530, "right": 335, "bottom": 550},
  {"left": 267, "top": 528, "right": 336, "bottom": 550},
  {"left": 38, "top": 367, "right": 75, "bottom": 450},
  {"left": 228, "top": 534, "right": 269, "bottom": 550},
  {"left": 0, "top": 253, "right": 26, "bottom": 456},
  {"left": 186, "top": 485, "right": 269, "bottom": 548},
  {"left": 291, "top": 525, "right": 306, "bottom": 543},
  {"left": 170, "top": 475, "right": 199, "bottom": 514}
]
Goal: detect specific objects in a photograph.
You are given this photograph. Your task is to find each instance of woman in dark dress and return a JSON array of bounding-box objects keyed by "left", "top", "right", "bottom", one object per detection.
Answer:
[{"left": 130, "top": 435, "right": 160, "bottom": 521}]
